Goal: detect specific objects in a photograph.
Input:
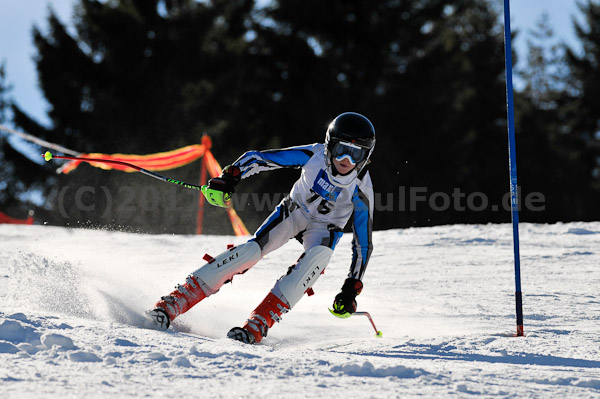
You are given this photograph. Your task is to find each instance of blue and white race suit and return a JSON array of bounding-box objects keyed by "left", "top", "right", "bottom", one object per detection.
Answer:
[
  {"left": 185, "top": 142, "right": 374, "bottom": 313},
  {"left": 154, "top": 142, "right": 375, "bottom": 330},
  {"left": 234, "top": 143, "right": 374, "bottom": 282}
]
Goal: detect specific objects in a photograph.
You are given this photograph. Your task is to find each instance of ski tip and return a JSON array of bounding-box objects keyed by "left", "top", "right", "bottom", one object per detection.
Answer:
[
  {"left": 376, "top": 330, "right": 383, "bottom": 338},
  {"left": 43, "top": 151, "right": 53, "bottom": 162}
]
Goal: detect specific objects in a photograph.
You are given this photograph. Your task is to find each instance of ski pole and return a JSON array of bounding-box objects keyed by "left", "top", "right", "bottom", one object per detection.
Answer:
[
  {"left": 354, "top": 311, "right": 383, "bottom": 338},
  {"left": 42, "top": 151, "right": 204, "bottom": 190},
  {"left": 329, "top": 308, "right": 383, "bottom": 338},
  {"left": 43, "top": 151, "right": 232, "bottom": 207}
]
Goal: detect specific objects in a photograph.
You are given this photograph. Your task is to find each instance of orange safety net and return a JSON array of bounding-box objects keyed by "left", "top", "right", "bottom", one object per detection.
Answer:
[
  {"left": 0, "top": 211, "right": 33, "bottom": 225},
  {"left": 61, "top": 142, "right": 210, "bottom": 174},
  {"left": 57, "top": 135, "right": 249, "bottom": 236}
]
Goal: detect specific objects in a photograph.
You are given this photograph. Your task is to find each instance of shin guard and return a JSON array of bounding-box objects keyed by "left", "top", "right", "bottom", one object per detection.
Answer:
[
  {"left": 193, "top": 241, "right": 262, "bottom": 295},
  {"left": 274, "top": 245, "right": 333, "bottom": 308}
]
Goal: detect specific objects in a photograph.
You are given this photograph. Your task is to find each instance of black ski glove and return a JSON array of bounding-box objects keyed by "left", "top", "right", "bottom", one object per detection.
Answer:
[
  {"left": 208, "top": 165, "right": 242, "bottom": 194},
  {"left": 332, "top": 278, "right": 363, "bottom": 317}
]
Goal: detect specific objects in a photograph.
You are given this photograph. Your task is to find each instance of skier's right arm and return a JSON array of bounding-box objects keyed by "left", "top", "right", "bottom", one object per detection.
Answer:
[
  {"left": 207, "top": 144, "right": 317, "bottom": 195},
  {"left": 232, "top": 144, "right": 318, "bottom": 179}
]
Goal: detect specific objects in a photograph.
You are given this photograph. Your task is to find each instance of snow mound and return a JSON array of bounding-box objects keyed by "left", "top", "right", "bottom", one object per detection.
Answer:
[
  {"left": 69, "top": 351, "right": 102, "bottom": 362},
  {"left": 331, "top": 361, "right": 426, "bottom": 378},
  {"left": 0, "top": 341, "right": 20, "bottom": 354},
  {"left": 41, "top": 333, "right": 76, "bottom": 350},
  {"left": 0, "top": 319, "right": 40, "bottom": 344}
]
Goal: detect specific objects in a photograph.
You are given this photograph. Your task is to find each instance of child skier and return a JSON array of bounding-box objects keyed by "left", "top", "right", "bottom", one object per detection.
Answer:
[{"left": 148, "top": 112, "right": 375, "bottom": 344}]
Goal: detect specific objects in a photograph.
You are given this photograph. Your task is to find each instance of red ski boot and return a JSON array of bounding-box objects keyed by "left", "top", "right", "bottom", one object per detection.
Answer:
[
  {"left": 227, "top": 292, "right": 290, "bottom": 344},
  {"left": 150, "top": 275, "right": 207, "bottom": 330}
]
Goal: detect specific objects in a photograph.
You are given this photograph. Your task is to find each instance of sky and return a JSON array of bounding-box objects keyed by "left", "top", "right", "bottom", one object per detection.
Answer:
[{"left": 0, "top": 0, "right": 586, "bottom": 130}]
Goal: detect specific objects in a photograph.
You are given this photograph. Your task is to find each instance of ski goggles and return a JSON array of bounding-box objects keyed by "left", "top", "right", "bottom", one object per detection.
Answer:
[{"left": 331, "top": 141, "right": 369, "bottom": 165}]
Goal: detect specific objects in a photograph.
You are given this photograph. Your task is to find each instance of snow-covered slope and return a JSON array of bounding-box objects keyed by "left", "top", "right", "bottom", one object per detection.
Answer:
[{"left": 1, "top": 223, "right": 599, "bottom": 398}]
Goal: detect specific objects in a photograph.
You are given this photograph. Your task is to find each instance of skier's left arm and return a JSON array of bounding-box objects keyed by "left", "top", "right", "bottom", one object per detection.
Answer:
[{"left": 331, "top": 173, "right": 374, "bottom": 317}]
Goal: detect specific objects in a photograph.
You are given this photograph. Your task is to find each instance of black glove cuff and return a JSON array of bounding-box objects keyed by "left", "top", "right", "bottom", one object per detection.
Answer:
[
  {"left": 208, "top": 165, "right": 242, "bottom": 193},
  {"left": 222, "top": 165, "right": 242, "bottom": 184},
  {"left": 341, "top": 278, "right": 363, "bottom": 296}
]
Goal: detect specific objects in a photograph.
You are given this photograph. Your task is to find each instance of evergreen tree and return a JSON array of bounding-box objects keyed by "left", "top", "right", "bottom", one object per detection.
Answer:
[
  {"left": 0, "top": 62, "right": 15, "bottom": 210},
  {"left": 0, "top": 62, "right": 9, "bottom": 123},
  {"left": 13, "top": 0, "right": 596, "bottom": 232},
  {"left": 559, "top": 0, "right": 600, "bottom": 219},
  {"left": 519, "top": 13, "right": 568, "bottom": 109},
  {"left": 12, "top": 0, "right": 257, "bottom": 233},
  {"left": 1, "top": 62, "right": 52, "bottom": 219},
  {"left": 514, "top": 13, "right": 588, "bottom": 222},
  {"left": 248, "top": 0, "right": 509, "bottom": 227}
]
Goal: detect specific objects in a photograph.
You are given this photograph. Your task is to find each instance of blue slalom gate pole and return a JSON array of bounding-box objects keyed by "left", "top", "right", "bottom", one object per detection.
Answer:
[{"left": 503, "top": 0, "right": 524, "bottom": 336}]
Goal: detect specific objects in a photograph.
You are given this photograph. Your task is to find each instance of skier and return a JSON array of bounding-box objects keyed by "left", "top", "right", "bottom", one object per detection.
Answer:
[{"left": 147, "top": 112, "right": 375, "bottom": 344}]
